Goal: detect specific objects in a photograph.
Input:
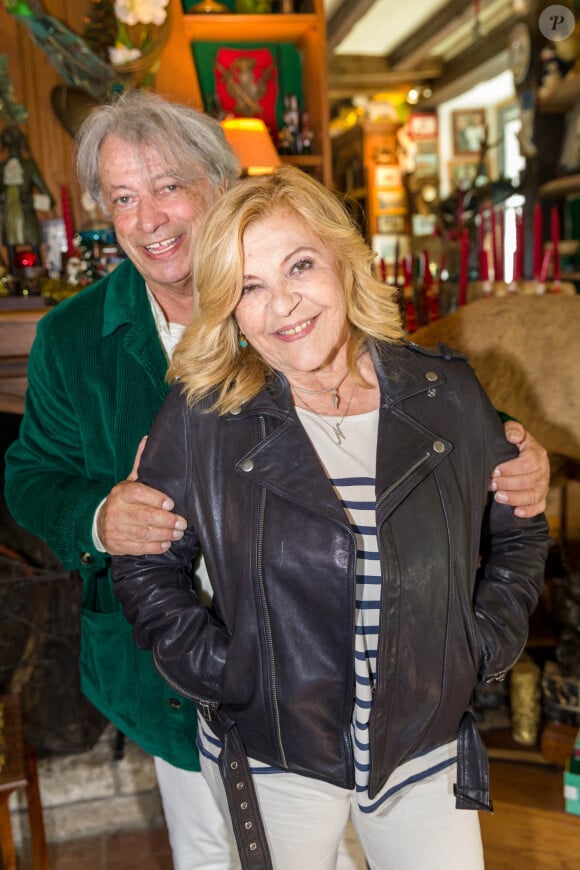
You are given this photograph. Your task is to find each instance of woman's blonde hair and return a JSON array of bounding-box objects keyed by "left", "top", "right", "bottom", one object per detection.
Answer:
[{"left": 169, "top": 165, "right": 404, "bottom": 413}]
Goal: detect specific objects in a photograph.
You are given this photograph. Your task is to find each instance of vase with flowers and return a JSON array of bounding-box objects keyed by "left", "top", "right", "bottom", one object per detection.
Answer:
[{"left": 107, "top": 0, "right": 172, "bottom": 86}]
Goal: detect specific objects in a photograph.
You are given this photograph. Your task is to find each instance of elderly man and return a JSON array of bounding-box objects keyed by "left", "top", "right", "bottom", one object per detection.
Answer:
[{"left": 5, "top": 90, "right": 549, "bottom": 870}]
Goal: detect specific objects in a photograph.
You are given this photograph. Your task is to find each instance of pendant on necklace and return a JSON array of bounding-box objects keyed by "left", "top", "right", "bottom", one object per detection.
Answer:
[
  {"left": 331, "top": 421, "right": 346, "bottom": 444},
  {"left": 331, "top": 389, "right": 339, "bottom": 410}
]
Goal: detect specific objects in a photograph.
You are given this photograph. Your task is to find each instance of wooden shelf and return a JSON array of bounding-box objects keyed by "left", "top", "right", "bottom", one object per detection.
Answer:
[
  {"left": 183, "top": 13, "right": 318, "bottom": 43},
  {"left": 155, "top": 0, "right": 332, "bottom": 186},
  {"left": 0, "top": 308, "right": 47, "bottom": 415}
]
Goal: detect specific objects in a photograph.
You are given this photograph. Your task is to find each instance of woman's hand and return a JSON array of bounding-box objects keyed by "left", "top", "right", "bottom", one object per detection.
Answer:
[
  {"left": 97, "top": 437, "right": 187, "bottom": 556},
  {"left": 489, "top": 422, "right": 550, "bottom": 518}
]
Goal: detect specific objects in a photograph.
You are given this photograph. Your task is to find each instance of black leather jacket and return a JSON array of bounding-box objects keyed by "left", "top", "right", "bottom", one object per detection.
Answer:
[{"left": 113, "top": 340, "right": 549, "bottom": 806}]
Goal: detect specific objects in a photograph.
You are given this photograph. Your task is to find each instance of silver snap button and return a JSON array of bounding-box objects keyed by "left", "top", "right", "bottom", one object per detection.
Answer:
[
  {"left": 230, "top": 761, "right": 238, "bottom": 770},
  {"left": 240, "top": 459, "right": 254, "bottom": 473},
  {"left": 231, "top": 407, "right": 241, "bottom": 415},
  {"left": 249, "top": 843, "right": 257, "bottom": 851},
  {"left": 425, "top": 371, "right": 438, "bottom": 382},
  {"left": 433, "top": 440, "right": 446, "bottom": 454},
  {"left": 245, "top": 821, "right": 253, "bottom": 830},
  {"left": 240, "top": 801, "right": 248, "bottom": 810},
  {"left": 236, "top": 781, "right": 244, "bottom": 790},
  {"left": 427, "top": 388, "right": 437, "bottom": 398}
]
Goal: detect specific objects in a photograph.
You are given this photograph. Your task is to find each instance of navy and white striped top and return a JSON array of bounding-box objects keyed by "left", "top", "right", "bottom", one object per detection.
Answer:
[{"left": 198, "top": 406, "right": 456, "bottom": 813}]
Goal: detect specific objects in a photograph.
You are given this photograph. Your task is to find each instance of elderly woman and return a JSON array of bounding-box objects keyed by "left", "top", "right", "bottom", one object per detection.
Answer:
[{"left": 112, "top": 166, "right": 549, "bottom": 870}]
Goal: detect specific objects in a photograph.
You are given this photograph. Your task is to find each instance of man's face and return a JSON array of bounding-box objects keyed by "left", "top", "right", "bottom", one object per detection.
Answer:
[{"left": 99, "top": 134, "right": 216, "bottom": 298}]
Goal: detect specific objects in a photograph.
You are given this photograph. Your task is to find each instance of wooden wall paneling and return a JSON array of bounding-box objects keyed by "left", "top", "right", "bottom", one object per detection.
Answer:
[{"left": 0, "top": 1, "right": 87, "bottom": 248}]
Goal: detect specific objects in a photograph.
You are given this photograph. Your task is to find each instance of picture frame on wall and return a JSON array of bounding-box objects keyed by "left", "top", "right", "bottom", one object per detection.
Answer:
[
  {"left": 374, "top": 165, "right": 401, "bottom": 188},
  {"left": 407, "top": 112, "right": 438, "bottom": 140},
  {"left": 451, "top": 108, "right": 486, "bottom": 155},
  {"left": 377, "top": 214, "right": 406, "bottom": 234},
  {"left": 448, "top": 157, "right": 489, "bottom": 191},
  {"left": 415, "top": 149, "right": 438, "bottom": 178},
  {"left": 376, "top": 189, "right": 406, "bottom": 213}
]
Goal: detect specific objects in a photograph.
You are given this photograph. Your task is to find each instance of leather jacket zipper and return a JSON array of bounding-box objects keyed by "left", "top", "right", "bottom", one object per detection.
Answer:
[
  {"left": 369, "top": 450, "right": 431, "bottom": 796},
  {"left": 256, "top": 416, "right": 287, "bottom": 767},
  {"left": 152, "top": 648, "right": 219, "bottom": 718},
  {"left": 376, "top": 451, "right": 431, "bottom": 509}
]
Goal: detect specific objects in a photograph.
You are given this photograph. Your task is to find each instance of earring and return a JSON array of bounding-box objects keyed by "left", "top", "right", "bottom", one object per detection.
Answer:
[{"left": 239, "top": 332, "right": 248, "bottom": 349}]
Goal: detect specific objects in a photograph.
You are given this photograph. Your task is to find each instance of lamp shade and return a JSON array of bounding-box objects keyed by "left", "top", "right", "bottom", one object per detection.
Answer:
[{"left": 221, "top": 117, "right": 281, "bottom": 175}]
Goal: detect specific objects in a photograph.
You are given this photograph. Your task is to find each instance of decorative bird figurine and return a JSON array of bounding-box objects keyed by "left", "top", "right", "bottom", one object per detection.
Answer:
[{"left": 5, "top": 0, "right": 116, "bottom": 101}]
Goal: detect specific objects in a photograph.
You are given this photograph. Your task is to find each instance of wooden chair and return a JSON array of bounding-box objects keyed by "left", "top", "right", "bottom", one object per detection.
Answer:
[{"left": 0, "top": 694, "right": 49, "bottom": 870}]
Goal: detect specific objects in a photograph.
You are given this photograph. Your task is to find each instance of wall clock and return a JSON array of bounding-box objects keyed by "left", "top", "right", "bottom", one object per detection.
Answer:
[{"left": 508, "top": 22, "right": 532, "bottom": 86}]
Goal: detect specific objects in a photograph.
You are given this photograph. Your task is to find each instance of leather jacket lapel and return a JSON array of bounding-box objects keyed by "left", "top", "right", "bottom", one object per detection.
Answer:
[{"left": 234, "top": 410, "right": 353, "bottom": 530}]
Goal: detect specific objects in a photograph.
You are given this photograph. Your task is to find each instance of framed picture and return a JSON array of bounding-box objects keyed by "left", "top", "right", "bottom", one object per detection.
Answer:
[
  {"left": 451, "top": 108, "right": 486, "bottom": 154},
  {"left": 375, "top": 165, "right": 401, "bottom": 188},
  {"left": 377, "top": 214, "right": 406, "bottom": 234},
  {"left": 192, "top": 42, "right": 303, "bottom": 134},
  {"left": 376, "top": 189, "right": 406, "bottom": 212},
  {"left": 371, "top": 233, "right": 411, "bottom": 263},
  {"left": 415, "top": 151, "right": 438, "bottom": 178},
  {"left": 448, "top": 157, "right": 489, "bottom": 192},
  {"left": 407, "top": 112, "right": 438, "bottom": 140}
]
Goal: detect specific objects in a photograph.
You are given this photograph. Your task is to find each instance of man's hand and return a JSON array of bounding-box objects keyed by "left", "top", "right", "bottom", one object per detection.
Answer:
[
  {"left": 489, "top": 422, "right": 550, "bottom": 518},
  {"left": 97, "top": 437, "right": 186, "bottom": 556}
]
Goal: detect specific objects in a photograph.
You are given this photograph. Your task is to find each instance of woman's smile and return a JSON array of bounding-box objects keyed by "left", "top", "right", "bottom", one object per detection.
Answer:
[
  {"left": 235, "top": 208, "right": 350, "bottom": 381},
  {"left": 275, "top": 316, "right": 317, "bottom": 340}
]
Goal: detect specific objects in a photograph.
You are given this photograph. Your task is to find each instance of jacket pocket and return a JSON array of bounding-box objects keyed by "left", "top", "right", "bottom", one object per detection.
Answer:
[{"left": 81, "top": 607, "right": 162, "bottom": 731}]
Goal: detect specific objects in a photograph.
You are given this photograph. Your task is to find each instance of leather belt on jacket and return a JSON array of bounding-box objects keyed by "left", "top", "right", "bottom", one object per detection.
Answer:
[
  {"left": 201, "top": 706, "right": 274, "bottom": 870},
  {"left": 454, "top": 710, "right": 493, "bottom": 813}
]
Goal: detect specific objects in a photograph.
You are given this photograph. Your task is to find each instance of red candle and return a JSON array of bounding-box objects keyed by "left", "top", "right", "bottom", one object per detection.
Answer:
[
  {"left": 551, "top": 206, "right": 561, "bottom": 283},
  {"left": 402, "top": 255, "right": 416, "bottom": 333},
  {"left": 61, "top": 185, "right": 75, "bottom": 257},
  {"left": 458, "top": 228, "right": 469, "bottom": 305},
  {"left": 533, "top": 203, "right": 542, "bottom": 280},
  {"left": 379, "top": 257, "right": 387, "bottom": 283},
  {"left": 480, "top": 250, "right": 489, "bottom": 281},
  {"left": 539, "top": 247, "right": 551, "bottom": 284}
]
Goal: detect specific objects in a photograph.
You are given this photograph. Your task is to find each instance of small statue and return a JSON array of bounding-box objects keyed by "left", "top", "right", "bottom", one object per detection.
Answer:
[{"left": 0, "top": 125, "right": 55, "bottom": 274}]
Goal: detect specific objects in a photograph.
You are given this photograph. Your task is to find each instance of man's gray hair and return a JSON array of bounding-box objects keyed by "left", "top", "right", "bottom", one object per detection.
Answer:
[{"left": 75, "top": 90, "right": 240, "bottom": 207}]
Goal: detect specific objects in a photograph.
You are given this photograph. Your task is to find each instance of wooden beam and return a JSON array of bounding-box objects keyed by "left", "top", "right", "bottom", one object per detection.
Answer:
[
  {"left": 428, "top": 17, "right": 515, "bottom": 97},
  {"left": 326, "top": 0, "right": 378, "bottom": 54},
  {"left": 388, "top": 0, "right": 474, "bottom": 70},
  {"left": 328, "top": 59, "right": 444, "bottom": 100}
]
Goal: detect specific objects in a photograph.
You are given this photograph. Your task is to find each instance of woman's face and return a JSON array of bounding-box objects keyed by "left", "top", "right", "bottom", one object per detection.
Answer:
[{"left": 235, "top": 208, "right": 350, "bottom": 381}]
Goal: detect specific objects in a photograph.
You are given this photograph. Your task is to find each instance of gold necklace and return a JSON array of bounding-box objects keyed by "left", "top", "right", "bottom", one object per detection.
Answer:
[
  {"left": 292, "top": 371, "right": 349, "bottom": 410},
  {"left": 296, "top": 383, "right": 358, "bottom": 445}
]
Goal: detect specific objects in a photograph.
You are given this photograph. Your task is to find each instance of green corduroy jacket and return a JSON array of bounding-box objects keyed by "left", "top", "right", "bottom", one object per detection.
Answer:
[{"left": 4, "top": 258, "right": 200, "bottom": 769}]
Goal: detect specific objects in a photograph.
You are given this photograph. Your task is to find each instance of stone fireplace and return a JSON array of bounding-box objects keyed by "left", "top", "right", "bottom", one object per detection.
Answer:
[{"left": 1, "top": 411, "right": 164, "bottom": 847}]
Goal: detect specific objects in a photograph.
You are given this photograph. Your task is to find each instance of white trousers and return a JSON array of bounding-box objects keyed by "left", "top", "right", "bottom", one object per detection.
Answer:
[
  {"left": 200, "top": 754, "right": 485, "bottom": 870},
  {"left": 154, "top": 756, "right": 238, "bottom": 870}
]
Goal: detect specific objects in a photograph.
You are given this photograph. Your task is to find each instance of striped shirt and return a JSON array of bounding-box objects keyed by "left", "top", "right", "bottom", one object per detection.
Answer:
[{"left": 198, "top": 406, "right": 456, "bottom": 812}]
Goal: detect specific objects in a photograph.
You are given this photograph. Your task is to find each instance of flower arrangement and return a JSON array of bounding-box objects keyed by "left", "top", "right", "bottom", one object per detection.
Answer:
[{"left": 109, "top": 0, "right": 170, "bottom": 67}]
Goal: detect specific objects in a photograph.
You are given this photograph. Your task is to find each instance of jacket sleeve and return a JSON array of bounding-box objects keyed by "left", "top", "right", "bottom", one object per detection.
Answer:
[
  {"left": 112, "top": 388, "right": 230, "bottom": 705},
  {"left": 473, "top": 382, "right": 550, "bottom": 683},
  {"left": 4, "top": 314, "right": 112, "bottom": 570}
]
